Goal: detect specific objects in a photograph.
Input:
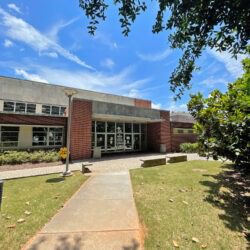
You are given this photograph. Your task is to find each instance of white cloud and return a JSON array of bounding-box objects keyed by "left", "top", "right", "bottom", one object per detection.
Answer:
[
  {"left": 208, "top": 49, "right": 246, "bottom": 78},
  {"left": 101, "top": 58, "right": 115, "bottom": 69},
  {"left": 93, "top": 31, "right": 118, "bottom": 49},
  {"left": 13, "top": 65, "right": 150, "bottom": 97},
  {"left": 15, "top": 69, "right": 49, "bottom": 83},
  {"left": 152, "top": 103, "right": 162, "bottom": 109},
  {"left": 168, "top": 102, "right": 187, "bottom": 112},
  {"left": 137, "top": 48, "right": 172, "bottom": 62},
  {"left": 7, "top": 3, "right": 22, "bottom": 14},
  {"left": 3, "top": 39, "right": 14, "bottom": 47},
  {"left": 0, "top": 8, "right": 94, "bottom": 70},
  {"left": 47, "top": 17, "right": 79, "bottom": 42},
  {"left": 127, "top": 89, "right": 140, "bottom": 98},
  {"left": 200, "top": 76, "right": 228, "bottom": 88}
]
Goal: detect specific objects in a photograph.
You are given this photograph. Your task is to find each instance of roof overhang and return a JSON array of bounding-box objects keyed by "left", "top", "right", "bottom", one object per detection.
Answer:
[{"left": 92, "top": 113, "right": 164, "bottom": 123}]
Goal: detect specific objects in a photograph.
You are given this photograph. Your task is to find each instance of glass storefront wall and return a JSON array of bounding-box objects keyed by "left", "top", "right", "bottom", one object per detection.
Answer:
[{"left": 92, "top": 121, "right": 146, "bottom": 152}]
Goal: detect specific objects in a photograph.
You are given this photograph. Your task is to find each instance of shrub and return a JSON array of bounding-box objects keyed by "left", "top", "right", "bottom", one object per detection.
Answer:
[
  {"left": 180, "top": 143, "right": 199, "bottom": 153},
  {"left": 0, "top": 150, "right": 60, "bottom": 166}
]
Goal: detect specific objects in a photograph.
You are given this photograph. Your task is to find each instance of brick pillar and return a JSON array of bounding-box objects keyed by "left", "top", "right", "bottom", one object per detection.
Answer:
[
  {"left": 70, "top": 99, "right": 92, "bottom": 160},
  {"left": 147, "top": 110, "right": 171, "bottom": 152}
]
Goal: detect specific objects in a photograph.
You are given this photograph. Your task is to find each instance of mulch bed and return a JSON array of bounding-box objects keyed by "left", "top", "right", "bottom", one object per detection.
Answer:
[{"left": 0, "top": 161, "right": 63, "bottom": 172}]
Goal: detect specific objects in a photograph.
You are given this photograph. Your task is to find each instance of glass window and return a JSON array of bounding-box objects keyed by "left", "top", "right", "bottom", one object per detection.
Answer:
[
  {"left": 125, "top": 134, "right": 132, "bottom": 149},
  {"left": 3, "top": 102, "right": 14, "bottom": 112},
  {"left": 27, "top": 104, "right": 36, "bottom": 113},
  {"left": 92, "top": 121, "right": 95, "bottom": 133},
  {"left": 116, "top": 123, "right": 124, "bottom": 133},
  {"left": 96, "top": 134, "right": 105, "bottom": 148},
  {"left": 51, "top": 106, "right": 60, "bottom": 115},
  {"left": 188, "top": 129, "right": 194, "bottom": 134},
  {"left": 125, "top": 123, "right": 132, "bottom": 133},
  {"left": 133, "top": 134, "right": 140, "bottom": 150},
  {"left": 49, "top": 128, "right": 63, "bottom": 146},
  {"left": 0, "top": 126, "right": 19, "bottom": 147},
  {"left": 141, "top": 124, "right": 146, "bottom": 134},
  {"left": 177, "top": 129, "right": 184, "bottom": 134},
  {"left": 42, "top": 105, "right": 51, "bottom": 114},
  {"left": 96, "top": 121, "right": 105, "bottom": 133},
  {"left": 107, "top": 134, "right": 115, "bottom": 149},
  {"left": 32, "top": 127, "right": 47, "bottom": 146},
  {"left": 15, "top": 103, "right": 26, "bottom": 113},
  {"left": 107, "top": 122, "right": 115, "bottom": 133},
  {"left": 116, "top": 133, "right": 124, "bottom": 150},
  {"left": 133, "top": 124, "right": 140, "bottom": 133},
  {"left": 60, "top": 107, "right": 66, "bottom": 116}
]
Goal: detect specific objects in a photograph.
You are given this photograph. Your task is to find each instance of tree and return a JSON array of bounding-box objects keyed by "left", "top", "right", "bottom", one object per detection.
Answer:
[
  {"left": 187, "top": 49, "right": 250, "bottom": 170},
  {"left": 79, "top": 0, "right": 250, "bottom": 99}
]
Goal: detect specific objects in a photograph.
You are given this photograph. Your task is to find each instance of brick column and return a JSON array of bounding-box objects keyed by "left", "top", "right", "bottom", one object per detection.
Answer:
[
  {"left": 147, "top": 110, "right": 171, "bottom": 152},
  {"left": 70, "top": 99, "right": 92, "bottom": 160}
]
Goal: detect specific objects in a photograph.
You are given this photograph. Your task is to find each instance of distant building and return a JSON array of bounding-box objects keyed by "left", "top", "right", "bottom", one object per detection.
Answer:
[
  {"left": 170, "top": 112, "right": 197, "bottom": 151},
  {"left": 0, "top": 76, "right": 196, "bottom": 159}
]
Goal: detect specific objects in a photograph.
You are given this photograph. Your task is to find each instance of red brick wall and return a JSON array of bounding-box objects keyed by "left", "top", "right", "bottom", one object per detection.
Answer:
[
  {"left": 134, "top": 99, "right": 151, "bottom": 108},
  {"left": 0, "top": 113, "right": 67, "bottom": 126},
  {"left": 170, "top": 122, "right": 197, "bottom": 151},
  {"left": 147, "top": 110, "right": 171, "bottom": 152},
  {"left": 70, "top": 99, "right": 92, "bottom": 160}
]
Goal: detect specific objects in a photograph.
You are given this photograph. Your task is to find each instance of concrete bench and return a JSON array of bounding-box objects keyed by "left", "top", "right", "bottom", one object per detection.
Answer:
[
  {"left": 81, "top": 162, "right": 93, "bottom": 173},
  {"left": 167, "top": 155, "right": 187, "bottom": 163},
  {"left": 140, "top": 158, "right": 166, "bottom": 168}
]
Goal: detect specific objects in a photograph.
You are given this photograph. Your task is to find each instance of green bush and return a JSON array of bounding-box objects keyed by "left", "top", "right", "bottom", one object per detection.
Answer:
[
  {"left": 180, "top": 143, "right": 199, "bottom": 153},
  {"left": 0, "top": 150, "right": 60, "bottom": 166}
]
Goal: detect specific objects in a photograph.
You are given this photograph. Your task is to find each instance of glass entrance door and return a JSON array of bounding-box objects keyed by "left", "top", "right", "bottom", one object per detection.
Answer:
[{"left": 92, "top": 121, "right": 145, "bottom": 153}]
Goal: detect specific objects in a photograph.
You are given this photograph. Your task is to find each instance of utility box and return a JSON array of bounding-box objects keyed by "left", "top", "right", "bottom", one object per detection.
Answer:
[
  {"left": 160, "top": 144, "right": 167, "bottom": 153},
  {"left": 93, "top": 147, "right": 102, "bottom": 159}
]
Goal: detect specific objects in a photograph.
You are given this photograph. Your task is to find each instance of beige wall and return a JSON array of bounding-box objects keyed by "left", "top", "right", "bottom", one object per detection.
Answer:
[{"left": 19, "top": 126, "right": 32, "bottom": 148}]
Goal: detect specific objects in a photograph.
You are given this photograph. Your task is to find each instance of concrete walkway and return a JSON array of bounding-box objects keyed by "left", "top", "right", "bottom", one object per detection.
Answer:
[
  {"left": 0, "top": 153, "right": 209, "bottom": 180},
  {"left": 24, "top": 171, "right": 142, "bottom": 250}
]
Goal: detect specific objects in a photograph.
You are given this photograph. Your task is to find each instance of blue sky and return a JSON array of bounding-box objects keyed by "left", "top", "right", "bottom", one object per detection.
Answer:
[{"left": 0, "top": 1, "right": 245, "bottom": 111}]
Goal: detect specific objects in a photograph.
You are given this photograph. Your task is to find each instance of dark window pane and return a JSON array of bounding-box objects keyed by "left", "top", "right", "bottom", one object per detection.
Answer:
[
  {"left": 116, "top": 133, "right": 124, "bottom": 150},
  {"left": 133, "top": 124, "right": 140, "bottom": 133},
  {"left": 96, "top": 121, "right": 105, "bottom": 132},
  {"left": 27, "top": 104, "right": 36, "bottom": 113},
  {"left": 92, "top": 121, "right": 95, "bottom": 133},
  {"left": 60, "top": 107, "right": 66, "bottom": 116},
  {"left": 125, "top": 134, "right": 132, "bottom": 149},
  {"left": 15, "top": 103, "right": 26, "bottom": 113},
  {"left": 32, "top": 127, "right": 47, "bottom": 146},
  {"left": 1, "top": 126, "right": 19, "bottom": 132},
  {"left": 125, "top": 123, "right": 132, "bottom": 133},
  {"left": 116, "top": 123, "right": 123, "bottom": 133},
  {"left": 133, "top": 134, "right": 140, "bottom": 150},
  {"left": 107, "top": 122, "right": 115, "bottom": 133},
  {"left": 141, "top": 124, "right": 146, "bottom": 134},
  {"left": 107, "top": 134, "right": 115, "bottom": 149},
  {"left": 188, "top": 130, "right": 193, "bottom": 134},
  {"left": 48, "top": 128, "right": 63, "bottom": 146},
  {"left": 1, "top": 126, "right": 19, "bottom": 147},
  {"left": 96, "top": 134, "right": 105, "bottom": 148},
  {"left": 51, "top": 106, "right": 60, "bottom": 115},
  {"left": 42, "top": 105, "right": 51, "bottom": 114},
  {"left": 3, "top": 102, "right": 14, "bottom": 112},
  {"left": 178, "top": 129, "right": 184, "bottom": 134}
]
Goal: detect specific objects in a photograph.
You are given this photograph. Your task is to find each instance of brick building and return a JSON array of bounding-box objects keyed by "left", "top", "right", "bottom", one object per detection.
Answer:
[{"left": 0, "top": 76, "right": 196, "bottom": 160}]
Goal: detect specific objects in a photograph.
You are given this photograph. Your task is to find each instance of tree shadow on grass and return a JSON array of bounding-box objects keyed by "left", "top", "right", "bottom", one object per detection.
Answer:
[
  {"left": 46, "top": 177, "right": 65, "bottom": 183},
  {"left": 200, "top": 164, "right": 250, "bottom": 246}
]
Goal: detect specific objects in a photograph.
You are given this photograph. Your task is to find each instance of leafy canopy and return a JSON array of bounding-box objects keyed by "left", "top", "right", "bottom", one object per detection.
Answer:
[
  {"left": 79, "top": 0, "right": 250, "bottom": 99},
  {"left": 188, "top": 48, "right": 250, "bottom": 170}
]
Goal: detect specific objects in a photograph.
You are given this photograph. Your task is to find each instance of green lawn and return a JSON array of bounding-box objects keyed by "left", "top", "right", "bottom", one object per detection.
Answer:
[
  {"left": 0, "top": 172, "right": 88, "bottom": 250},
  {"left": 130, "top": 161, "right": 249, "bottom": 250}
]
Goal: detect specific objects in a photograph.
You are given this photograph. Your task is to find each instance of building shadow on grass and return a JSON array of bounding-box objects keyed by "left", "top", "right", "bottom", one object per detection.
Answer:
[
  {"left": 200, "top": 164, "right": 250, "bottom": 246},
  {"left": 46, "top": 177, "right": 65, "bottom": 183}
]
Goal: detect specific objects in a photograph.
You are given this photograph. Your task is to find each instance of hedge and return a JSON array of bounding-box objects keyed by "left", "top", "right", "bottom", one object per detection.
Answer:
[
  {"left": 179, "top": 143, "right": 199, "bottom": 153},
  {"left": 0, "top": 150, "right": 60, "bottom": 165}
]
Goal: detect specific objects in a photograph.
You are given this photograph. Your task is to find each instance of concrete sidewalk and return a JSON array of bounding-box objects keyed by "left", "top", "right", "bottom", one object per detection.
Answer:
[
  {"left": 24, "top": 171, "right": 142, "bottom": 250},
  {"left": 0, "top": 153, "right": 209, "bottom": 180}
]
